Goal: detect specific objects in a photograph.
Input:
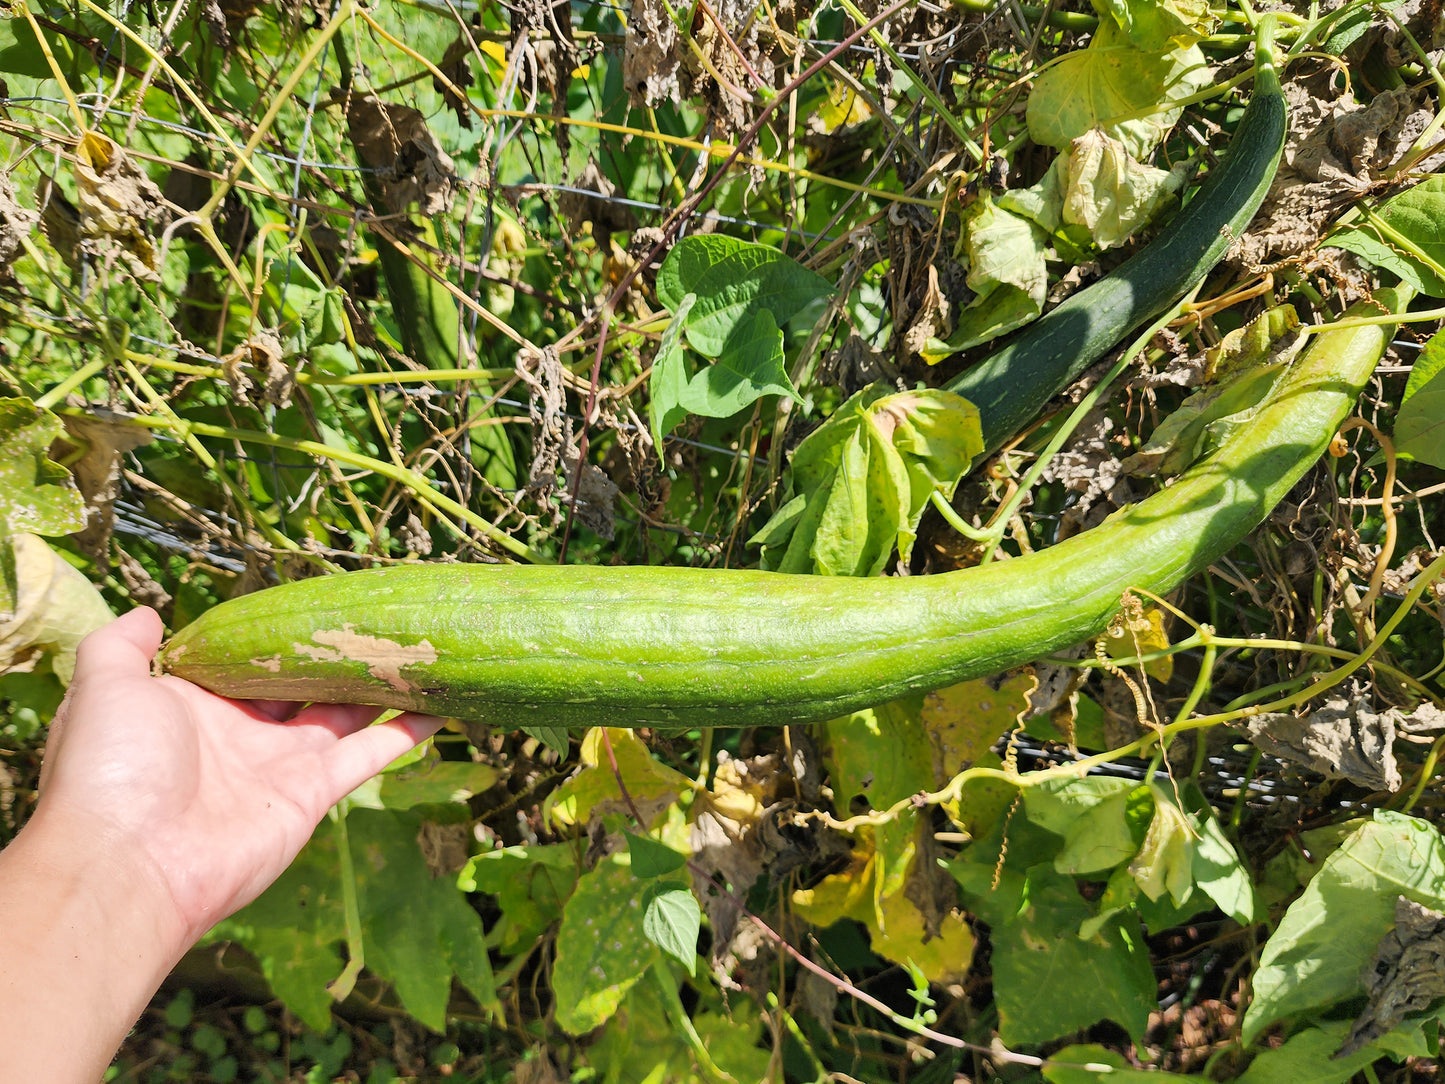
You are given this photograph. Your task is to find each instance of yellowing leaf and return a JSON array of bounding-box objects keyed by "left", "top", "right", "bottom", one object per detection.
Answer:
[
  {"left": 1102, "top": 603, "right": 1173, "bottom": 682},
  {"left": 1128, "top": 785, "right": 1194, "bottom": 906},
  {"left": 546, "top": 728, "right": 694, "bottom": 829},
  {"left": 792, "top": 831, "right": 974, "bottom": 984},
  {"left": 1059, "top": 129, "right": 1187, "bottom": 249},
  {"left": 924, "top": 671, "right": 1039, "bottom": 779},
  {"left": 0, "top": 533, "right": 112, "bottom": 684},
  {"left": 817, "top": 75, "right": 872, "bottom": 130},
  {"left": 1027, "top": 22, "right": 1210, "bottom": 159},
  {"left": 1092, "top": 0, "right": 1220, "bottom": 51}
]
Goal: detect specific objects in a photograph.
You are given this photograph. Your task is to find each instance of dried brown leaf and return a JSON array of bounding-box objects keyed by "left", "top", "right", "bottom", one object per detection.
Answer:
[
  {"left": 1338, "top": 897, "right": 1445, "bottom": 1056},
  {"left": 346, "top": 95, "right": 457, "bottom": 217}
]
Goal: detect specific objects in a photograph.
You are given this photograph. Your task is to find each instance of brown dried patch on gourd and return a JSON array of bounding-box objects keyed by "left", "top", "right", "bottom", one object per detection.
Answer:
[{"left": 296, "top": 625, "right": 439, "bottom": 693}]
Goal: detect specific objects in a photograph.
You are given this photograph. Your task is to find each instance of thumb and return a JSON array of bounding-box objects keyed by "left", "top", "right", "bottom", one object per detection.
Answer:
[{"left": 72, "top": 607, "right": 165, "bottom": 683}]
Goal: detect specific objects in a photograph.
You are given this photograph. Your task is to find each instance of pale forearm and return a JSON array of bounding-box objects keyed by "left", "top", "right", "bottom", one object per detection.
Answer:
[{"left": 0, "top": 806, "right": 189, "bottom": 1082}]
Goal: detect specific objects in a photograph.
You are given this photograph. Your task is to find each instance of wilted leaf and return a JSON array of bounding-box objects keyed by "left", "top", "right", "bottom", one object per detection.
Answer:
[
  {"left": 752, "top": 385, "right": 982, "bottom": 575},
  {"left": 1328, "top": 174, "right": 1445, "bottom": 297},
  {"left": 0, "top": 173, "right": 38, "bottom": 275},
  {"left": 0, "top": 534, "right": 113, "bottom": 684},
  {"left": 1027, "top": 23, "right": 1210, "bottom": 159},
  {"left": 58, "top": 412, "right": 153, "bottom": 559},
  {"left": 1121, "top": 355, "right": 1292, "bottom": 477},
  {"left": 1091, "top": 0, "right": 1219, "bottom": 51},
  {"left": 655, "top": 235, "right": 833, "bottom": 358},
  {"left": 1243, "top": 811, "right": 1445, "bottom": 1044},
  {"left": 1204, "top": 304, "right": 1303, "bottom": 381},
  {"left": 72, "top": 131, "right": 170, "bottom": 281},
  {"left": 552, "top": 854, "right": 660, "bottom": 1033},
  {"left": 1128, "top": 784, "right": 1194, "bottom": 906},
  {"left": 1058, "top": 130, "right": 1188, "bottom": 249},
  {"left": 963, "top": 192, "right": 1049, "bottom": 305}
]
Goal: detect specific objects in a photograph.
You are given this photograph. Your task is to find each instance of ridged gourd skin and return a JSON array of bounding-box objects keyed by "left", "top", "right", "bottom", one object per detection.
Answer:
[
  {"left": 160, "top": 287, "right": 1409, "bottom": 730},
  {"left": 948, "top": 32, "right": 1289, "bottom": 454}
]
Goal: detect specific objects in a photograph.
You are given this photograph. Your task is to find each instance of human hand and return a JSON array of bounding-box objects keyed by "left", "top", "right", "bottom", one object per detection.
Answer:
[{"left": 36, "top": 606, "right": 445, "bottom": 945}]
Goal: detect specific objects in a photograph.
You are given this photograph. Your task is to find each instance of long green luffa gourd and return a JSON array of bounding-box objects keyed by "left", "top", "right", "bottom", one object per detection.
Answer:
[{"left": 160, "top": 288, "right": 1409, "bottom": 728}]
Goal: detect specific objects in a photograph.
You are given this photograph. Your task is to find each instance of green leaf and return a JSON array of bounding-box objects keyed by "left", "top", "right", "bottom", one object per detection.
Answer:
[
  {"left": 1044, "top": 1043, "right": 1195, "bottom": 1082},
  {"left": 1053, "top": 791, "right": 1141, "bottom": 875},
  {"left": 1185, "top": 785, "right": 1255, "bottom": 925},
  {"left": 682, "top": 308, "right": 801, "bottom": 416},
  {"left": 209, "top": 823, "right": 348, "bottom": 1032},
  {"left": 649, "top": 306, "right": 802, "bottom": 445},
  {"left": 1242, "top": 811, "right": 1445, "bottom": 1045},
  {"left": 1027, "top": 23, "right": 1211, "bottom": 159},
  {"left": 211, "top": 809, "right": 496, "bottom": 1032},
  {"left": 923, "top": 284, "right": 1040, "bottom": 361},
  {"left": 1393, "top": 337, "right": 1445, "bottom": 468},
  {"left": 990, "top": 867, "right": 1157, "bottom": 1045},
  {"left": 751, "top": 385, "right": 982, "bottom": 576},
  {"left": 626, "top": 832, "right": 689, "bottom": 879},
  {"left": 641, "top": 882, "right": 701, "bottom": 974},
  {"left": 1328, "top": 175, "right": 1445, "bottom": 297},
  {"left": 521, "top": 724, "right": 570, "bottom": 756},
  {"left": 0, "top": 398, "right": 88, "bottom": 538},
  {"left": 1024, "top": 776, "right": 1137, "bottom": 836},
  {"left": 1403, "top": 326, "right": 1445, "bottom": 404},
  {"left": 1090, "top": 0, "right": 1219, "bottom": 51},
  {"left": 348, "top": 809, "right": 496, "bottom": 1029},
  {"left": 378, "top": 748, "right": 501, "bottom": 810},
  {"left": 459, "top": 844, "right": 578, "bottom": 953},
  {"left": 648, "top": 293, "right": 696, "bottom": 450},
  {"left": 552, "top": 854, "right": 661, "bottom": 1033},
  {"left": 1237, "top": 1020, "right": 1416, "bottom": 1084},
  {"left": 655, "top": 235, "right": 833, "bottom": 357}
]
